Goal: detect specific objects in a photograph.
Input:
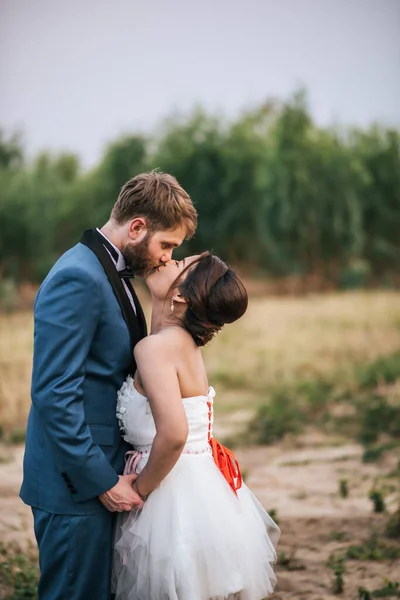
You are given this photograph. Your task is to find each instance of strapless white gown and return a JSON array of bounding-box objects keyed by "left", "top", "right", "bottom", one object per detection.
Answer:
[{"left": 112, "top": 376, "right": 279, "bottom": 600}]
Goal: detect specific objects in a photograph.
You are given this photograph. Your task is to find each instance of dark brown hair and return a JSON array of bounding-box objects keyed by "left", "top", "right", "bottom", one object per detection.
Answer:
[
  {"left": 111, "top": 171, "right": 197, "bottom": 238},
  {"left": 171, "top": 252, "right": 248, "bottom": 346}
]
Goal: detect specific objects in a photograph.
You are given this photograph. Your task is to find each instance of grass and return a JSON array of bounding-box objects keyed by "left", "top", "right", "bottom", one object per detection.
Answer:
[
  {"left": 205, "top": 291, "right": 400, "bottom": 445},
  {"left": 344, "top": 535, "right": 400, "bottom": 561},
  {"left": 326, "top": 553, "right": 346, "bottom": 594},
  {"left": 0, "top": 544, "right": 38, "bottom": 600},
  {"left": 0, "top": 312, "right": 33, "bottom": 434},
  {"left": 1, "top": 291, "right": 400, "bottom": 598},
  {"left": 277, "top": 550, "right": 305, "bottom": 571},
  {"left": 325, "top": 523, "right": 400, "bottom": 597},
  {"left": 1, "top": 291, "right": 400, "bottom": 435},
  {"left": 246, "top": 350, "right": 400, "bottom": 446},
  {"left": 385, "top": 509, "right": 400, "bottom": 539},
  {"left": 204, "top": 291, "right": 400, "bottom": 403},
  {"left": 359, "top": 583, "right": 400, "bottom": 599}
]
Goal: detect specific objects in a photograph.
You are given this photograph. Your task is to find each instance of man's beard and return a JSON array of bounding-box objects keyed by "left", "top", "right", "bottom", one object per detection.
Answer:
[{"left": 122, "top": 236, "right": 158, "bottom": 278}]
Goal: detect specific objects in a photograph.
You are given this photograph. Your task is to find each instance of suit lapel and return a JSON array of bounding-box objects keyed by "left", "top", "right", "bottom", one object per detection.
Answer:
[
  {"left": 80, "top": 229, "right": 145, "bottom": 354},
  {"left": 123, "top": 278, "right": 148, "bottom": 337}
]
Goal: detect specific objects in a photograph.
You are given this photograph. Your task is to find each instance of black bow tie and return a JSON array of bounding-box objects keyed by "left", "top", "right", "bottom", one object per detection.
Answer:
[{"left": 119, "top": 268, "right": 135, "bottom": 279}]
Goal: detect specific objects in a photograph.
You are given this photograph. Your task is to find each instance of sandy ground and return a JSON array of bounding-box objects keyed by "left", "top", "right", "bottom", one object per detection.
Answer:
[{"left": 1, "top": 439, "right": 399, "bottom": 600}]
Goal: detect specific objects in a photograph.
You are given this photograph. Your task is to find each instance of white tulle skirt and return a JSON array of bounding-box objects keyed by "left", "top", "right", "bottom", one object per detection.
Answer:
[{"left": 112, "top": 452, "right": 279, "bottom": 600}]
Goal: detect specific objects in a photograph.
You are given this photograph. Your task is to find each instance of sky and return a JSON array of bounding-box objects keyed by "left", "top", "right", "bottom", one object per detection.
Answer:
[{"left": 1, "top": 0, "right": 399, "bottom": 166}]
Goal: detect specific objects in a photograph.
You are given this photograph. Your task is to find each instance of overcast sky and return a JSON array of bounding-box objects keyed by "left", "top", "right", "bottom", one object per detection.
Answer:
[{"left": 1, "top": 0, "right": 399, "bottom": 166}]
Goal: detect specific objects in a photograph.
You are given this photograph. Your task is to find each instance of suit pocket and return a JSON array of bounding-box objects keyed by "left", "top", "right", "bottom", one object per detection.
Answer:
[{"left": 89, "top": 424, "right": 115, "bottom": 446}]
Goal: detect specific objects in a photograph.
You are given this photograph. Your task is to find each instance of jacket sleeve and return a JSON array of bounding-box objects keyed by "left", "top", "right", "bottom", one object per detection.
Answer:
[{"left": 31, "top": 265, "right": 119, "bottom": 503}]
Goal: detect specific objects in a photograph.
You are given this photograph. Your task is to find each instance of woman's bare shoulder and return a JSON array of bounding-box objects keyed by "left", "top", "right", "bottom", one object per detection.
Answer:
[
  {"left": 134, "top": 328, "right": 194, "bottom": 360},
  {"left": 134, "top": 334, "right": 168, "bottom": 358}
]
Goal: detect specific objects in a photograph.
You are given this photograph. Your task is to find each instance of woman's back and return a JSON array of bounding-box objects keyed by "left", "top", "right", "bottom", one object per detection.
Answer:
[{"left": 134, "top": 326, "right": 209, "bottom": 400}]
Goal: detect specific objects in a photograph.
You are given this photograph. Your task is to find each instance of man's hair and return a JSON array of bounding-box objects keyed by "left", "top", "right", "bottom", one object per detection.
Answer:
[{"left": 111, "top": 171, "right": 197, "bottom": 238}]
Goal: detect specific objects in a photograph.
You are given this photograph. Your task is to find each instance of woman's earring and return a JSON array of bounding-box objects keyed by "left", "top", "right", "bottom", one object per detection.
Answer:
[{"left": 170, "top": 298, "right": 174, "bottom": 313}]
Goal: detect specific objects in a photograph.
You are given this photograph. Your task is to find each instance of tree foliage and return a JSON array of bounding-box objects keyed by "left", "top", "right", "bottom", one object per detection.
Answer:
[{"left": 0, "top": 91, "right": 399, "bottom": 285}]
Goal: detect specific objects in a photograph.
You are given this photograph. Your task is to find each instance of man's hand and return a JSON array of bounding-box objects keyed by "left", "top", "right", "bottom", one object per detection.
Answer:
[{"left": 98, "top": 474, "right": 144, "bottom": 512}]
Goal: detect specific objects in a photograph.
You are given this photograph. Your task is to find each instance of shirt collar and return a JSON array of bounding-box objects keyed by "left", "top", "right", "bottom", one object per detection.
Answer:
[{"left": 96, "top": 228, "right": 126, "bottom": 272}]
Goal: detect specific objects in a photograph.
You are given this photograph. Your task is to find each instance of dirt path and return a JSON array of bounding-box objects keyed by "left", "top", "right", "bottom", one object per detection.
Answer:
[
  {"left": 1, "top": 440, "right": 399, "bottom": 599},
  {"left": 237, "top": 440, "right": 400, "bottom": 599}
]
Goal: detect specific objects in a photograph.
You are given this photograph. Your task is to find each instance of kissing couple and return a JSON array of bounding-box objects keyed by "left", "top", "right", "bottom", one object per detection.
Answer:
[{"left": 20, "top": 171, "right": 279, "bottom": 600}]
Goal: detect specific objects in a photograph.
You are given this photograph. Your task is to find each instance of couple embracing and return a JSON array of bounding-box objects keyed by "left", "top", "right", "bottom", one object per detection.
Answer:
[{"left": 20, "top": 171, "right": 279, "bottom": 600}]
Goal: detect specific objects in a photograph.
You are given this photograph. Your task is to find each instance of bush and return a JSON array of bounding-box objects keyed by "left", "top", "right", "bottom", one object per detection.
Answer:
[
  {"left": 0, "top": 545, "right": 38, "bottom": 600},
  {"left": 356, "top": 352, "right": 400, "bottom": 389},
  {"left": 248, "top": 389, "right": 305, "bottom": 444},
  {"left": 357, "top": 396, "right": 400, "bottom": 446}
]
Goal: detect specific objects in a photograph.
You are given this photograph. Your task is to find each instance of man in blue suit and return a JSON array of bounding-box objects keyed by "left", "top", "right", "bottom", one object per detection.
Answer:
[{"left": 20, "top": 171, "right": 197, "bottom": 600}]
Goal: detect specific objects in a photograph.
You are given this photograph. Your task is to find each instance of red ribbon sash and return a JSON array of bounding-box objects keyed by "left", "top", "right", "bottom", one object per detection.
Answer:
[{"left": 209, "top": 437, "right": 243, "bottom": 496}]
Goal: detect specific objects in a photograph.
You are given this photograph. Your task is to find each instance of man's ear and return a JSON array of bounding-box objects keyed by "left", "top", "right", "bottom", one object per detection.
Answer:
[{"left": 128, "top": 218, "right": 147, "bottom": 240}]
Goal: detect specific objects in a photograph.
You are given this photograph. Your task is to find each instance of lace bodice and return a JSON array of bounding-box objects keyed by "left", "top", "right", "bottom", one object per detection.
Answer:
[{"left": 116, "top": 376, "right": 215, "bottom": 455}]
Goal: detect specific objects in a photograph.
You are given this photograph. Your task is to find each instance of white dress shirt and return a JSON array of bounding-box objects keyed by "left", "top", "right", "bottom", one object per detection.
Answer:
[{"left": 96, "top": 228, "right": 137, "bottom": 315}]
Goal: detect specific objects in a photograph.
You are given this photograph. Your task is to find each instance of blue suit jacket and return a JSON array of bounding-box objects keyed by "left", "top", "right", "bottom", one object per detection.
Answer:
[{"left": 20, "top": 236, "right": 146, "bottom": 515}]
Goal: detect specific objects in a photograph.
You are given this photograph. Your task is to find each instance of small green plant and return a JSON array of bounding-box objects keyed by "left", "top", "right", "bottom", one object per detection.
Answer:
[
  {"left": 369, "top": 490, "right": 386, "bottom": 513},
  {"left": 277, "top": 550, "right": 291, "bottom": 568},
  {"left": 359, "top": 581, "right": 400, "bottom": 598},
  {"left": 363, "top": 445, "right": 386, "bottom": 463},
  {"left": 358, "top": 588, "right": 373, "bottom": 600},
  {"left": 329, "top": 531, "right": 347, "bottom": 542},
  {"left": 7, "top": 429, "right": 26, "bottom": 445},
  {"left": 327, "top": 554, "right": 346, "bottom": 594},
  {"left": 339, "top": 479, "right": 348, "bottom": 498},
  {"left": 268, "top": 508, "right": 279, "bottom": 525},
  {"left": 385, "top": 508, "right": 400, "bottom": 539},
  {"left": 372, "top": 580, "right": 400, "bottom": 598},
  {"left": 345, "top": 535, "right": 400, "bottom": 561},
  {"left": 277, "top": 550, "right": 305, "bottom": 571}
]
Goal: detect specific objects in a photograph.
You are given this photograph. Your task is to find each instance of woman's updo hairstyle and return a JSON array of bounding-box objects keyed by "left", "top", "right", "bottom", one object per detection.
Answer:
[{"left": 171, "top": 252, "right": 248, "bottom": 346}]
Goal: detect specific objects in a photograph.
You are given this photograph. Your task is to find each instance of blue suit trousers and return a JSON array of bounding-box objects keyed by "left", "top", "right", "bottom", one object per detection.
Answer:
[{"left": 32, "top": 508, "right": 116, "bottom": 600}]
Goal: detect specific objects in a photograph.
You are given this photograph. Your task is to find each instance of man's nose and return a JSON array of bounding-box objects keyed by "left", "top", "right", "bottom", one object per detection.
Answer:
[{"left": 160, "top": 251, "right": 173, "bottom": 264}]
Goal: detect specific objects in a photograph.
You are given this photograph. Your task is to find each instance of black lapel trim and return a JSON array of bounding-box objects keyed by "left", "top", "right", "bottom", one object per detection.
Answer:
[
  {"left": 123, "top": 278, "right": 148, "bottom": 337},
  {"left": 96, "top": 230, "right": 119, "bottom": 262},
  {"left": 80, "top": 229, "right": 145, "bottom": 354}
]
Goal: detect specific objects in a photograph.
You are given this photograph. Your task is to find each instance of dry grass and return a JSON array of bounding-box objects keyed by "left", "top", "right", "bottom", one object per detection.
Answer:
[
  {"left": 204, "top": 290, "right": 400, "bottom": 411},
  {"left": 1, "top": 291, "right": 400, "bottom": 599},
  {"left": 1, "top": 291, "right": 400, "bottom": 433},
  {"left": 0, "top": 312, "right": 33, "bottom": 433}
]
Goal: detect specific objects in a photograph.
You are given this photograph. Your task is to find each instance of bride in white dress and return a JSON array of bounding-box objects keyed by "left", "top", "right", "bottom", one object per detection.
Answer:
[{"left": 112, "top": 252, "right": 279, "bottom": 600}]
